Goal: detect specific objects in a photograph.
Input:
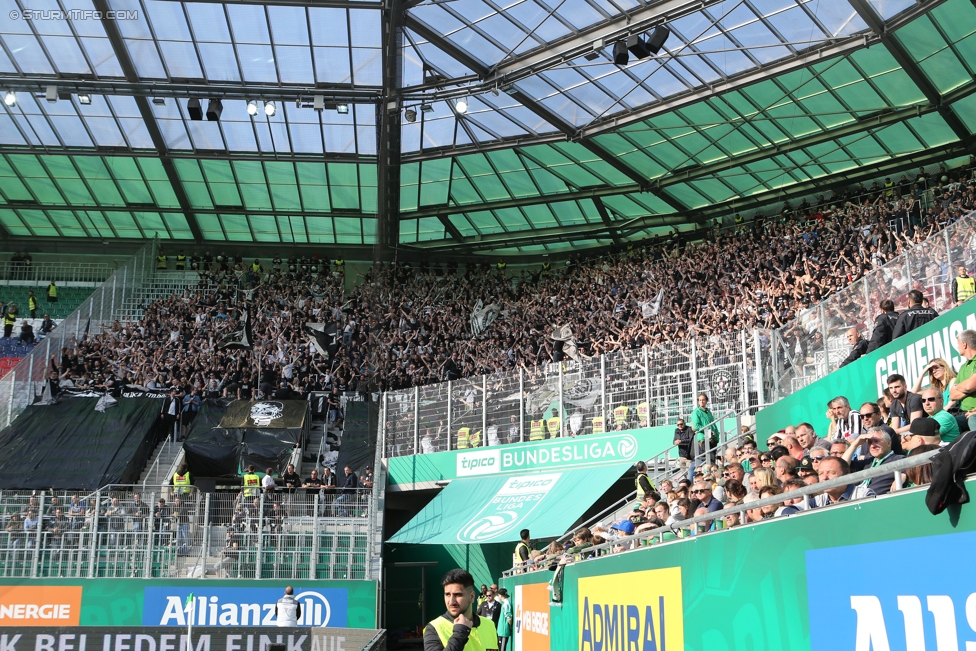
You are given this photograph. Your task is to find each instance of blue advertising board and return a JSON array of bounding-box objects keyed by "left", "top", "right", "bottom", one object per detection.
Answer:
[
  {"left": 143, "top": 587, "right": 349, "bottom": 627},
  {"left": 806, "top": 530, "right": 976, "bottom": 651}
]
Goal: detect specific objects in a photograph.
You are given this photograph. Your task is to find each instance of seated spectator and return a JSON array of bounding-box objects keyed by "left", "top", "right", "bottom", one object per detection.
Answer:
[
  {"left": 759, "top": 485, "right": 798, "bottom": 518},
  {"left": 782, "top": 436, "right": 805, "bottom": 460},
  {"left": 722, "top": 505, "right": 741, "bottom": 529},
  {"left": 829, "top": 397, "right": 863, "bottom": 442},
  {"left": 843, "top": 427, "right": 905, "bottom": 495},
  {"left": 901, "top": 416, "right": 943, "bottom": 451},
  {"left": 796, "top": 423, "right": 831, "bottom": 453},
  {"left": 904, "top": 444, "right": 940, "bottom": 487},
  {"left": 742, "top": 493, "right": 763, "bottom": 523},
  {"left": 783, "top": 477, "right": 814, "bottom": 509},
  {"left": 887, "top": 374, "right": 923, "bottom": 435},
  {"left": 749, "top": 468, "right": 777, "bottom": 493},
  {"left": 18, "top": 320, "right": 34, "bottom": 345},
  {"left": 912, "top": 358, "right": 957, "bottom": 409},
  {"left": 690, "top": 481, "right": 722, "bottom": 526},
  {"left": 919, "top": 388, "right": 959, "bottom": 443},
  {"left": 723, "top": 479, "right": 747, "bottom": 503},
  {"left": 774, "top": 456, "right": 798, "bottom": 485},
  {"left": 813, "top": 457, "right": 876, "bottom": 506}
]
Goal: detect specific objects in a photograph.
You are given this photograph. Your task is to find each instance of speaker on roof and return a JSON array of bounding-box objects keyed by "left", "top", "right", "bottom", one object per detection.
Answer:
[
  {"left": 187, "top": 98, "right": 203, "bottom": 121},
  {"left": 627, "top": 34, "right": 652, "bottom": 59},
  {"left": 613, "top": 40, "right": 629, "bottom": 65},
  {"left": 647, "top": 25, "right": 671, "bottom": 54}
]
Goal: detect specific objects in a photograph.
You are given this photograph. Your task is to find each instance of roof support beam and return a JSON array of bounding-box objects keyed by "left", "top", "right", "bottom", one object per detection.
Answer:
[
  {"left": 844, "top": 0, "right": 971, "bottom": 142},
  {"left": 592, "top": 197, "right": 622, "bottom": 246},
  {"left": 405, "top": 19, "right": 691, "bottom": 213},
  {"left": 0, "top": 77, "right": 383, "bottom": 104},
  {"left": 375, "top": 0, "right": 405, "bottom": 262},
  {"left": 400, "top": 78, "right": 976, "bottom": 221},
  {"left": 90, "top": 0, "right": 203, "bottom": 243}
]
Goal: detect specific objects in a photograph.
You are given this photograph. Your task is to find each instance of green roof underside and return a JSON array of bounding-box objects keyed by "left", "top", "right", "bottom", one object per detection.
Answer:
[{"left": 0, "top": 0, "right": 975, "bottom": 254}]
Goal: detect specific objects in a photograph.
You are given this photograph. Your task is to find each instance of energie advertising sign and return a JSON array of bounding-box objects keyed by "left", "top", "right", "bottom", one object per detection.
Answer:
[{"left": 514, "top": 583, "right": 550, "bottom": 651}]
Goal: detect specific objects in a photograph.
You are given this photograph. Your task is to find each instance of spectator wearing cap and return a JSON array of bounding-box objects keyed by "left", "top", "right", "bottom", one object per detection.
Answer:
[
  {"left": 901, "top": 416, "right": 943, "bottom": 451},
  {"left": 812, "top": 456, "right": 876, "bottom": 507},
  {"left": 842, "top": 426, "right": 905, "bottom": 495},
  {"left": 919, "top": 387, "right": 960, "bottom": 443},
  {"left": 795, "top": 459, "right": 819, "bottom": 487},
  {"left": 774, "top": 456, "right": 797, "bottom": 485}
]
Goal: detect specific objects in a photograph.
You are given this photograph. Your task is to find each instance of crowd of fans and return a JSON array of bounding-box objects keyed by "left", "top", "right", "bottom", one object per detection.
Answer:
[
  {"left": 512, "top": 321, "right": 976, "bottom": 571},
  {"left": 30, "top": 163, "right": 976, "bottom": 409}
]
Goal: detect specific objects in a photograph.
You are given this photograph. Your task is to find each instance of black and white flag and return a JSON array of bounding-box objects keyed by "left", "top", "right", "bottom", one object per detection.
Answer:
[
  {"left": 470, "top": 300, "right": 501, "bottom": 336},
  {"left": 216, "top": 309, "right": 254, "bottom": 350},
  {"left": 304, "top": 322, "right": 340, "bottom": 360},
  {"left": 639, "top": 288, "right": 665, "bottom": 319}
]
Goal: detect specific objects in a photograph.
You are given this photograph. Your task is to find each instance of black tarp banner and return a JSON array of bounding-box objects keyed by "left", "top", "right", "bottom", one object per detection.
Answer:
[
  {"left": 219, "top": 401, "right": 308, "bottom": 430},
  {"left": 183, "top": 401, "right": 308, "bottom": 478},
  {"left": 0, "top": 398, "right": 161, "bottom": 490},
  {"left": 335, "top": 400, "right": 377, "bottom": 476}
]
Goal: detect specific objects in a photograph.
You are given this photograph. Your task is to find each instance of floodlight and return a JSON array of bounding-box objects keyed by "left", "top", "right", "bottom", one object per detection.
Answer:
[
  {"left": 314, "top": 95, "right": 325, "bottom": 111},
  {"left": 455, "top": 98, "right": 468, "bottom": 114},
  {"left": 3, "top": 91, "right": 14, "bottom": 107},
  {"left": 46, "top": 86, "right": 58, "bottom": 103},
  {"left": 421, "top": 104, "right": 434, "bottom": 114},
  {"left": 247, "top": 100, "right": 258, "bottom": 116},
  {"left": 78, "top": 94, "right": 92, "bottom": 105},
  {"left": 264, "top": 101, "right": 276, "bottom": 116},
  {"left": 336, "top": 104, "right": 349, "bottom": 114},
  {"left": 404, "top": 108, "right": 417, "bottom": 122}
]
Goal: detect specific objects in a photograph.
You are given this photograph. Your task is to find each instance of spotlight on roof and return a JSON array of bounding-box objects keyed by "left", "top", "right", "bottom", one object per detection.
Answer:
[
  {"left": 584, "top": 39, "right": 603, "bottom": 61},
  {"left": 455, "top": 98, "right": 468, "bottom": 114},
  {"left": 613, "top": 41, "right": 629, "bottom": 65},
  {"left": 421, "top": 103, "right": 434, "bottom": 114},
  {"left": 78, "top": 94, "right": 92, "bottom": 105},
  {"left": 264, "top": 101, "right": 276, "bottom": 116},
  {"left": 404, "top": 108, "right": 417, "bottom": 123},
  {"left": 46, "top": 86, "right": 58, "bottom": 103},
  {"left": 3, "top": 91, "right": 15, "bottom": 107},
  {"left": 246, "top": 100, "right": 258, "bottom": 116},
  {"left": 152, "top": 97, "right": 166, "bottom": 106},
  {"left": 313, "top": 95, "right": 325, "bottom": 112},
  {"left": 206, "top": 98, "right": 223, "bottom": 121},
  {"left": 336, "top": 104, "right": 349, "bottom": 114},
  {"left": 187, "top": 98, "right": 203, "bottom": 120}
]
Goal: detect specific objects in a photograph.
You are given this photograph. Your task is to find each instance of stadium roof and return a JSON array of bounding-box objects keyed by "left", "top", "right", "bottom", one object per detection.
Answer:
[{"left": 0, "top": 0, "right": 975, "bottom": 255}]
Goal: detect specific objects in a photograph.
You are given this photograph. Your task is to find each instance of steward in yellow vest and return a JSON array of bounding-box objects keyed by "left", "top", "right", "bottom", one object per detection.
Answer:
[
  {"left": 637, "top": 401, "right": 649, "bottom": 427},
  {"left": 546, "top": 416, "right": 560, "bottom": 438},
  {"left": 953, "top": 266, "right": 976, "bottom": 305},
  {"left": 157, "top": 254, "right": 168, "bottom": 270},
  {"left": 175, "top": 252, "right": 186, "bottom": 270},
  {"left": 47, "top": 282, "right": 58, "bottom": 302},
  {"left": 28, "top": 292, "right": 38, "bottom": 317},
  {"left": 613, "top": 405, "right": 629, "bottom": 428},
  {"left": 468, "top": 429, "right": 482, "bottom": 448},
  {"left": 591, "top": 416, "right": 604, "bottom": 434},
  {"left": 529, "top": 419, "right": 545, "bottom": 441},
  {"left": 242, "top": 465, "right": 261, "bottom": 498},
  {"left": 634, "top": 461, "right": 655, "bottom": 501},
  {"left": 172, "top": 465, "right": 192, "bottom": 495},
  {"left": 456, "top": 427, "right": 471, "bottom": 449},
  {"left": 423, "top": 569, "right": 499, "bottom": 651}
]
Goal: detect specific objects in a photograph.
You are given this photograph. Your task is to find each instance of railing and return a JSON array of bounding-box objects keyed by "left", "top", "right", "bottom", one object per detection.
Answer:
[
  {"left": 382, "top": 329, "right": 769, "bottom": 458},
  {"left": 0, "top": 483, "right": 373, "bottom": 580},
  {"left": 141, "top": 438, "right": 178, "bottom": 488},
  {"left": 503, "top": 448, "right": 940, "bottom": 576},
  {"left": 771, "top": 209, "right": 976, "bottom": 398},
  {"left": 0, "top": 261, "right": 113, "bottom": 285},
  {"left": 0, "top": 238, "right": 159, "bottom": 427}
]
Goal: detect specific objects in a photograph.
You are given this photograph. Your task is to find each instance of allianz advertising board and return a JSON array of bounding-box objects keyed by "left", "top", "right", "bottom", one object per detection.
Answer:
[
  {"left": 0, "top": 581, "right": 377, "bottom": 628},
  {"left": 807, "top": 530, "right": 976, "bottom": 651}
]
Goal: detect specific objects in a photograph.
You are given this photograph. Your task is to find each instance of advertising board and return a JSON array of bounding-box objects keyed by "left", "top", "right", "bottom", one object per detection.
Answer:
[
  {"left": 514, "top": 583, "right": 550, "bottom": 651},
  {"left": 387, "top": 427, "right": 674, "bottom": 488},
  {"left": 0, "top": 580, "right": 377, "bottom": 628}
]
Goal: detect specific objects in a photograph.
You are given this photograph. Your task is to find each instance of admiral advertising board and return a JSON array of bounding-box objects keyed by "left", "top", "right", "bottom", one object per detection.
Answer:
[{"left": 0, "top": 581, "right": 377, "bottom": 628}]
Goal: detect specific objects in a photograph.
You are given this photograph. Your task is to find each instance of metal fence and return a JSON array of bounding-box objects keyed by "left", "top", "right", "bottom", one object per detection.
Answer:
[
  {"left": 0, "top": 238, "right": 159, "bottom": 428},
  {"left": 0, "top": 484, "right": 372, "bottom": 580},
  {"left": 382, "top": 330, "right": 771, "bottom": 458},
  {"left": 503, "top": 447, "right": 941, "bottom": 576},
  {"left": 770, "top": 210, "right": 976, "bottom": 397},
  {"left": 0, "top": 261, "right": 113, "bottom": 285}
]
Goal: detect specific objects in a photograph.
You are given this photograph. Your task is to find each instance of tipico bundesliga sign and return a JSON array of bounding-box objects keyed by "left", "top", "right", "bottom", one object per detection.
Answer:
[{"left": 456, "top": 433, "right": 639, "bottom": 477}]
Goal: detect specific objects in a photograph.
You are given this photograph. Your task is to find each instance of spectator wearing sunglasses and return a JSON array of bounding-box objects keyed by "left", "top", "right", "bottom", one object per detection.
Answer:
[
  {"left": 690, "top": 482, "right": 722, "bottom": 529},
  {"left": 858, "top": 402, "right": 900, "bottom": 452},
  {"left": 919, "top": 387, "right": 960, "bottom": 443}
]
